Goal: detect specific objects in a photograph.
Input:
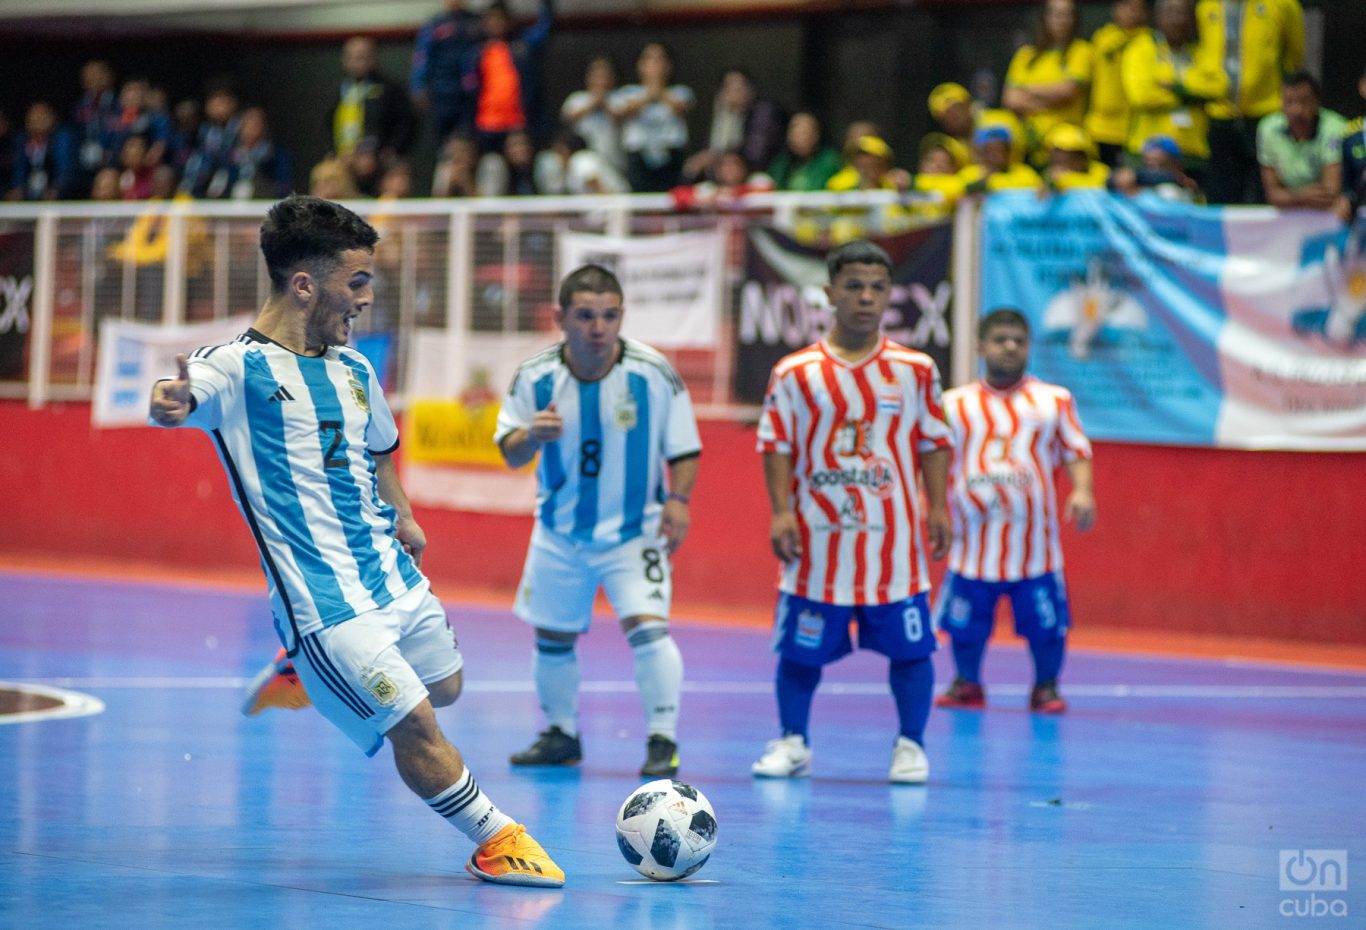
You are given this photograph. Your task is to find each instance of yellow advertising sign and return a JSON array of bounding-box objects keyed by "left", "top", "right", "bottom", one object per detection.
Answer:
[{"left": 404, "top": 396, "right": 504, "bottom": 467}]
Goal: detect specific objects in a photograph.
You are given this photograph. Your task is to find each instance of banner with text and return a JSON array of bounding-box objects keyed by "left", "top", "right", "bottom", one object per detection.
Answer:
[
  {"left": 0, "top": 226, "right": 34, "bottom": 381},
  {"left": 734, "top": 224, "right": 954, "bottom": 405},
  {"left": 557, "top": 229, "right": 724, "bottom": 348},
  {"left": 979, "top": 191, "right": 1366, "bottom": 450},
  {"left": 94, "top": 315, "right": 253, "bottom": 428}
]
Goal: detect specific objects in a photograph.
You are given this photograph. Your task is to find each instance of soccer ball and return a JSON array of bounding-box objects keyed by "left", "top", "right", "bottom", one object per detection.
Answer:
[{"left": 615, "top": 779, "right": 718, "bottom": 881}]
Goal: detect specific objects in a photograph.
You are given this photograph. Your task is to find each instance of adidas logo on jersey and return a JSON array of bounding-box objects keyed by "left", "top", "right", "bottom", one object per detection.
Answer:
[
  {"left": 648, "top": 589, "right": 664, "bottom": 601},
  {"left": 269, "top": 386, "right": 295, "bottom": 403}
]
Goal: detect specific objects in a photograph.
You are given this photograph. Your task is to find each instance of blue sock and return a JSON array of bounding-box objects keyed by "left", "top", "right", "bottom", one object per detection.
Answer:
[
  {"left": 776, "top": 658, "right": 821, "bottom": 742},
  {"left": 889, "top": 657, "right": 934, "bottom": 745},
  {"left": 1030, "top": 636, "right": 1066, "bottom": 685},
  {"left": 952, "top": 639, "right": 987, "bottom": 683}
]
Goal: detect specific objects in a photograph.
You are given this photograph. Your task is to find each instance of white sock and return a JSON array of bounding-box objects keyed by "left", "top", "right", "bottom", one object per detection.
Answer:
[
  {"left": 424, "top": 768, "right": 514, "bottom": 846},
  {"left": 534, "top": 636, "right": 580, "bottom": 737},
  {"left": 628, "top": 620, "right": 682, "bottom": 740}
]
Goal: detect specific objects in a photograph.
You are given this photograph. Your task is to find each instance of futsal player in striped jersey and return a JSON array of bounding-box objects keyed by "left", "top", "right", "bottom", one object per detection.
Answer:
[
  {"left": 495, "top": 264, "right": 702, "bottom": 778},
  {"left": 751, "top": 240, "right": 952, "bottom": 784},
  {"left": 934, "top": 307, "right": 1095, "bottom": 714},
  {"left": 149, "top": 195, "right": 563, "bottom": 887}
]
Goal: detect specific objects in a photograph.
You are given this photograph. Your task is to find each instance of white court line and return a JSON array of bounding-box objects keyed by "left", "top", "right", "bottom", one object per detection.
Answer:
[
  {"left": 0, "top": 681, "right": 106, "bottom": 725},
  {"left": 6, "top": 678, "right": 1366, "bottom": 699}
]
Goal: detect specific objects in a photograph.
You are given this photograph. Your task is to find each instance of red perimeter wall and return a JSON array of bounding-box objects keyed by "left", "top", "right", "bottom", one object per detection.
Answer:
[{"left": 4, "top": 400, "right": 1363, "bottom": 644}]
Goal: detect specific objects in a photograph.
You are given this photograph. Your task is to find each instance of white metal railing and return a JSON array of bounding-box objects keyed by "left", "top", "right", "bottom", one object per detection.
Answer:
[{"left": 0, "top": 189, "right": 959, "bottom": 413}]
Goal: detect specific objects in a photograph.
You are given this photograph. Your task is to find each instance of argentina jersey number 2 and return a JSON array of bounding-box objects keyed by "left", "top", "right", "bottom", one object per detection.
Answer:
[{"left": 319, "top": 421, "right": 348, "bottom": 468}]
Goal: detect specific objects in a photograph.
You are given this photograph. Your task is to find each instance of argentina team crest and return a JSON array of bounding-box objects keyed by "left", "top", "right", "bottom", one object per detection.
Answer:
[
  {"left": 613, "top": 397, "right": 637, "bottom": 430},
  {"left": 348, "top": 370, "right": 369, "bottom": 413},
  {"left": 363, "top": 668, "right": 400, "bottom": 706}
]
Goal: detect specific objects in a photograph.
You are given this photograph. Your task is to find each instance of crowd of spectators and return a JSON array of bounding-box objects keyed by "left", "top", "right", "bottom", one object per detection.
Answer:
[{"left": 3, "top": 0, "right": 1360, "bottom": 224}]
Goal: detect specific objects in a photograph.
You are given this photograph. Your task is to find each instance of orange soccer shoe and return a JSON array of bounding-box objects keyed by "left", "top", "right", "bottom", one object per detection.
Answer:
[
  {"left": 466, "top": 824, "right": 565, "bottom": 888},
  {"left": 240, "top": 647, "right": 311, "bottom": 716}
]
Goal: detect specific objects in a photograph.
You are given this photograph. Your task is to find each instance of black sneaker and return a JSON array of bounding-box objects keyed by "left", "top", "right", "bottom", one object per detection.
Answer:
[
  {"left": 639, "top": 734, "right": 679, "bottom": 778},
  {"left": 509, "top": 726, "right": 583, "bottom": 766}
]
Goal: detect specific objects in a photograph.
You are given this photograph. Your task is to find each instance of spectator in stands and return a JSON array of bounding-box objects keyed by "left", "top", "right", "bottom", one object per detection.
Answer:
[
  {"left": 9, "top": 101, "right": 77, "bottom": 201},
  {"left": 1042, "top": 124, "right": 1109, "bottom": 191},
  {"left": 410, "top": 0, "right": 485, "bottom": 144},
  {"left": 927, "top": 83, "right": 975, "bottom": 168},
  {"left": 228, "top": 107, "right": 293, "bottom": 200},
  {"left": 826, "top": 121, "right": 912, "bottom": 192},
  {"left": 1121, "top": 0, "right": 1226, "bottom": 187},
  {"left": 1336, "top": 66, "right": 1366, "bottom": 224},
  {"left": 1110, "top": 134, "right": 1203, "bottom": 201},
  {"left": 471, "top": 0, "right": 555, "bottom": 153},
  {"left": 683, "top": 68, "right": 786, "bottom": 183},
  {"left": 958, "top": 124, "right": 1044, "bottom": 193},
  {"left": 73, "top": 59, "right": 118, "bottom": 189},
  {"left": 911, "top": 133, "right": 968, "bottom": 219},
  {"left": 560, "top": 55, "right": 624, "bottom": 172},
  {"left": 826, "top": 135, "right": 904, "bottom": 192},
  {"left": 107, "top": 78, "right": 172, "bottom": 174},
  {"left": 182, "top": 82, "right": 242, "bottom": 199},
  {"left": 0, "top": 112, "right": 14, "bottom": 195},
  {"left": 1085, "top": 0, "right": 1147, "bottom": 166},
  {"left": 672, "top": 148, "right": 774, "bottom": 210},
  {"left": 477, "top": 129, "right": 539, "bottom": 196},
  {"left": 768, "top": 111, "right": 841, "bottom": 192},
  {"left": 611, "top": 42, "right": 694, "bottom": 192},
  {"left": 167, "top": 99, "right": 201, "bottom": 176},
  {"left": 1198, "top": 0, "right": 1305, "bottom": 205},
  {"left": 90, "top": 166, "right": 121, "bottom": 201},
  {"left": 535, "top": 129, "right": 629, "bottom": 195},
  {"left": 310, "top": 156, "right": 359, "bottom": 200},
  {"left": 117, "top": 135, "right": 157, "bottom": 200},
  {"left": 1258, "top": 71, "right": 1345, "bottom": 212},
  {"left": 432, "top": 133, "right": 480, "bottom": 197},
  {"left": 1002, "top": 0, "right": 1093, "bottom": 164},
  {"left": 331, "top": 36, "right": 415, "bottom": 168}
]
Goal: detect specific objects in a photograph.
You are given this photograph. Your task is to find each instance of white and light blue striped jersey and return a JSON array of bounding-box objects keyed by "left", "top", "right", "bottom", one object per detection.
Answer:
[
  {"left": 494, "top": 337, "right": 702, "bottom": 545},
  {"left": 152, "top": 329, "right": 424, "bottom": 650}
]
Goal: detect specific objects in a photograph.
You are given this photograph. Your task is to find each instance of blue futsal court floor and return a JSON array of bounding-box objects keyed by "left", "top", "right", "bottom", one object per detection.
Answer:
[{"left": 2, "top": 569, "right": 1364, "bottom": 929}]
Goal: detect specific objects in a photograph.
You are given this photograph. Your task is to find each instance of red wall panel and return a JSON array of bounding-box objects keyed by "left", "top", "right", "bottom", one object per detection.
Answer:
[{"left": 5, "top": 401, "right": 1362, "bottom": 643}]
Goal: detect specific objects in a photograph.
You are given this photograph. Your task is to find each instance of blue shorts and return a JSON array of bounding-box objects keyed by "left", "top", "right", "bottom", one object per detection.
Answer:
[
  {"left": 773, "top": 592, "right": 938, "bottom": 667},
  {"left": 933, "top": 571, "right": 1071, "bottom": 644}
]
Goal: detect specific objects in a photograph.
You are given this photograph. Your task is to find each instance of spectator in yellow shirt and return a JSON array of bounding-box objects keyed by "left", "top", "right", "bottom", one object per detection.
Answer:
[
  {"left": 1002, "top": 0, "right": 1094, "bottom": 165},
  {"left": 927, "top": 82, "right": 975, "bottom": 168},
  {"left": 1043, "top": 124, "right": 1110, "bottom": 191},
  {"left": 959, "top": 125, "right": 1044, "bottom": 193},
  {"left": 1120, "top": 0, "right": 1227, "bottom": 183},
  {"left": 912, "top": 132, "right": 968, "bottom": 219},
  {"left": 1086, "top": 0, "right": 1148, "bottom": 166},
  {"left": 1196, "top": 0, "right": 1304, "bottom": 204}
]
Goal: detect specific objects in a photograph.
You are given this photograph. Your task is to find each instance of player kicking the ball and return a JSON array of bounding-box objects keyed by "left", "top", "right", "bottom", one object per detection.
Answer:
[
  {"left": 751, "top": 240, "right": 952, "bottom": 784},
  {"left": 495, "top": 264, "right": 701, "bottom": 779},
  {"left": 151, "top": 195, "right": 562, "bottom": 887}
]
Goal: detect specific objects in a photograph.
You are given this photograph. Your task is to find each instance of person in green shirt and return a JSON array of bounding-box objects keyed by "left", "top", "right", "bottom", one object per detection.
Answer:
[
  {"left": 768, "top": 111, "right": 841, "bottom": 191},
  {"left": 1257, "top": 71, "right": 1345, "bottom": 211}
]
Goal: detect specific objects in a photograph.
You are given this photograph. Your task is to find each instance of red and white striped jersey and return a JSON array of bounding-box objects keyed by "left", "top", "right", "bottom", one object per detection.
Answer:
[
  {"left": 944, "top": 376, "right": 1092, "bottom": 581},
  {"left": 758, "top": 337, "right": 952, "bottom": 605}
]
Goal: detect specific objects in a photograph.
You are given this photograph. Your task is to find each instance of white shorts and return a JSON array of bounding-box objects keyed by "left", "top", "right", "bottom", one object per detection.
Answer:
[
  {"left": 293, "top": 582, "right": 463, "bottom": 756},
  {"left": 513, "top": 524, "right": 673, "bottom": 633}
]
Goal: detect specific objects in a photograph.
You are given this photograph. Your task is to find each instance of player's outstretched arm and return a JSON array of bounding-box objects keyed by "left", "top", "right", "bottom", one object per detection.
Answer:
[
  {"left": 1064, "top": 457, "right": 1096, "bottom": 532},
  {"left": 149, "top": 353, "right": 193, "bottom": 427},
  {"left": 763, "top": 452, "right": 801, "bottom": 563},
  {"left": 919, "top": 447, "right": 952, "bottom": 560},
  {"left": 375, "top": 452, "right": 427, "bottom": 566},
  {"left": 500, "top": 402, "right": 563, "bottom": 469}
]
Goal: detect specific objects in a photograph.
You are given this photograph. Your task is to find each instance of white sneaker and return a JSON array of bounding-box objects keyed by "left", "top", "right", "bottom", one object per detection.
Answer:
[
  {"left": 889, "top": 736, "right": 929, "bottom": 784},
  {"left": 751, "top": 734, "right": 812, "bottom": 778}
]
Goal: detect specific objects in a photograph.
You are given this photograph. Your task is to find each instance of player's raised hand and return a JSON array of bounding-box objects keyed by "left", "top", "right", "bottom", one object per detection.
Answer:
[
  {"left": 150, "top": 353, "right": 193, "bottom": 426},
  {"left": 770, "top": 511, "right": 802, "bottom": 563},
  {"left": 528, "top": 401, "right": 564, "bottom": 445},
  {"left": 1064, "top": 489, "right": 1096, "bottom": 532}
]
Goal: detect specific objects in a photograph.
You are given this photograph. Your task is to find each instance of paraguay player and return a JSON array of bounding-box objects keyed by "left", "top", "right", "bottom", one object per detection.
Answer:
[
  {"left": 934, "top": 307, "right": 1095, "bottom": 713},
  {"left": 751, "top": 240, "right": 952, "bottom": 784},
  {"left": 495, "top": 264, "right": 701, "bottom": 778},
  {"left": 150, "top": 195, "right": 562, "bottom": 887}
]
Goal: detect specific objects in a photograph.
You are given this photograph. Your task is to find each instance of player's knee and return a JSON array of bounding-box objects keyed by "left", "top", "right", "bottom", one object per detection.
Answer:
[
  {"left": 535, "top": 630, "right": 578, "bottom": 660},
  {"left": 624, "top": 617, "right": 669, "bottom": 649},
  {"left": 427, "top": 670, "right": 463, "bottom": 707},
  {"left": 387, "top": 699, "right": 442, "bottom": 748}
]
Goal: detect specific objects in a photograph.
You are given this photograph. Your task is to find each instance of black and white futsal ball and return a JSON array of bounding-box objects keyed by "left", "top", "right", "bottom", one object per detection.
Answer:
[{"left": 615, "top": 779, "right": 718, "bottom": 880}]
